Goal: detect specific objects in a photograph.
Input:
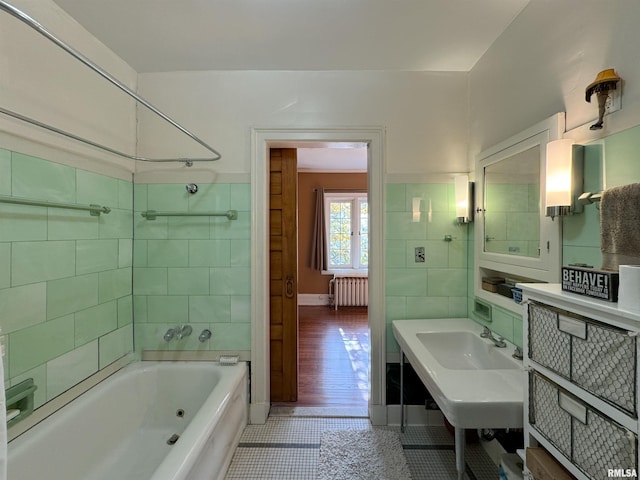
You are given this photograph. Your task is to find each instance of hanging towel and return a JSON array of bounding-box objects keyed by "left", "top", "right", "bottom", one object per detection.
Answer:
[
  {"left": 601, "top": 183, "right": 640, "bottom": 271},
  {"left": 0, "top": 338, "right": 7, "bottom": 480}
]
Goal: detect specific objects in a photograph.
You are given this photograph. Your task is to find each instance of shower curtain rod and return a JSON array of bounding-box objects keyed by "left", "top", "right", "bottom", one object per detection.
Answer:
[{"left": 0, "top": 0, "right": 222, "bottom": 166}]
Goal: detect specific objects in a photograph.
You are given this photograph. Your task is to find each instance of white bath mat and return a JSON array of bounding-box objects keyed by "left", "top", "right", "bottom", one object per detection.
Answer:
[{"left": 318, "top": 429, "right": 412, "bottom": 480}]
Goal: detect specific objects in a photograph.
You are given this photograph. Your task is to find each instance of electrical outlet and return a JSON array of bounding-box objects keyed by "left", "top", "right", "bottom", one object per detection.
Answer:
[{"left": 415, "top": 246, "right": 425, "bottom": 263}]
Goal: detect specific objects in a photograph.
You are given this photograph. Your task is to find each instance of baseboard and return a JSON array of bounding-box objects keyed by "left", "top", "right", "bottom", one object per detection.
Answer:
[{"left": 298, "top": 293, "right": 331, "bottom": 306}]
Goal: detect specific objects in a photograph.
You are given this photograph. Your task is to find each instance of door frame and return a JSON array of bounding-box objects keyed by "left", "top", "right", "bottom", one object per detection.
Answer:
[{"left": 250, "top": 127, "right": 386, "bottom": 425}]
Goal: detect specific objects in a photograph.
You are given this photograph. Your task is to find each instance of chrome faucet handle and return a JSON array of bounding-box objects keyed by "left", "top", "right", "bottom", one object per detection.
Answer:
[
  {"left": 513, "top": 346, "right": 523, "bottom": 360},
  {"left": 176, "top": 325, "right": 193, "bottom": 340},
  {"left": 198, "top": 329, "right": 212, "bottom": 342},
  {"left": 480, "top": 326, "right": 491, "bottom": 338},
  {"left": 163, "top": 328, "right": 176, "bottom": 342}
]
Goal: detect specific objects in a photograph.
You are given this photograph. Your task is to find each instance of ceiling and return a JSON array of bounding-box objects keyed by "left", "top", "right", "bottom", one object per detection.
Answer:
[{"left": 52, "top": 0, "right": 529, "bottom": 74}]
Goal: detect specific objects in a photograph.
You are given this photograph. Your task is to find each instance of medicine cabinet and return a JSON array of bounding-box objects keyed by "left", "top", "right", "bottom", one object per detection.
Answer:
[{"left": 474, "top": 113, "right": 564, "bottom": 313}]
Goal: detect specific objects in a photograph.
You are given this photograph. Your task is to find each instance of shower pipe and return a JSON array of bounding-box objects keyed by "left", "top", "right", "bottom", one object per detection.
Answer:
[
  {"left": 141, "top": 210, "right": 238, "bottom": 220},
  {"left": 0, "top": 0, "right": 222, "bottom": 166},
  {"left": 0, "top": 193, "right": 110, "bottom": 216}
]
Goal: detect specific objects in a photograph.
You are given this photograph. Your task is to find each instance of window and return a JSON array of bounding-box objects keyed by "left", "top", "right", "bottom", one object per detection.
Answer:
[{"left": 325, "top": 193, "right": 368, "bottom": 270}]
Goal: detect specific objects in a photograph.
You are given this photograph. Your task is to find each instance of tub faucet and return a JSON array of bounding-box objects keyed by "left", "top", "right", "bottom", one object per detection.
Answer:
[
  {"left": 163, "top": 328, "right": 176, "bottom": 342},
  {"left": 480, "top": 327, "right": 506, "bottom": 348},
  {"left": 176, "top": 325, "right": 192, "bottom": 340},
  {"left": 198, "top": 329, "right": 212, "bottom": 342}
]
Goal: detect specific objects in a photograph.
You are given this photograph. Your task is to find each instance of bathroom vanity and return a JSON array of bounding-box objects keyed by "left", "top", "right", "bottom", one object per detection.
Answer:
[{"left": 521, "top": 283, "right": 640, "bottom": 480}]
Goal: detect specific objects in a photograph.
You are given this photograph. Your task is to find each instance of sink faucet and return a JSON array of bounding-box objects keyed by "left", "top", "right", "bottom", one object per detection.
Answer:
[
  {"left": 480, "top": 327, "right": 506, "bottom": 348},
  {"left": 163, "top": 328, "right": 176, "bottom": 342},
  {"left": 176, "top": 325, "right": 192, "bottom": 340}
]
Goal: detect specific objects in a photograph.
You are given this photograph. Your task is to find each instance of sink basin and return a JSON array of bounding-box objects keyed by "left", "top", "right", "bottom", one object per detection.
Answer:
[
  {"left": 417, "top": 331, "right": 520, "bottom": 370},
  {"left": 392, "top": 318, "right": 523, "bottom": 429}
]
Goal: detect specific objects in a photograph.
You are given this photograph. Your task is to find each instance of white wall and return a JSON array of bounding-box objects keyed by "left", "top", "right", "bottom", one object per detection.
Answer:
[
  {"left": 0, "top": 0, "right": 137, "bottom": 178},
  {"left": 136, "top": 70, "right": 469, "bottom": 179},
  {"left": 469, "top": 0, "right": 640, "bottom": 161}
]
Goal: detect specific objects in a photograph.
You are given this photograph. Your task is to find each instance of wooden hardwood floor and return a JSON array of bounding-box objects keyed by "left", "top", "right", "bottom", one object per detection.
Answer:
[{"left": 293, "top": 305, "right": 370, "bottom": 407}]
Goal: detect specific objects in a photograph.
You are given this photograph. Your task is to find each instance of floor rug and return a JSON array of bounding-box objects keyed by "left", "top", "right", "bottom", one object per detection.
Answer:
[{"left": 318, "top": 429, "right": 412, "bottom": 480}]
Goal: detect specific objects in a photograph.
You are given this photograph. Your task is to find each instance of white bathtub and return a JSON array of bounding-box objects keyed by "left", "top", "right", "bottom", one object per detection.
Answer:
[{"left": 8, "top": 361, "right": 248, "bottom": 480}]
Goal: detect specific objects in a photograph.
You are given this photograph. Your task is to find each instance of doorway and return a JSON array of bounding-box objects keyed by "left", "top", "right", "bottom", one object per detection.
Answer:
[{"left": 250, "top": 127, "right": 385, "bottom": 425}]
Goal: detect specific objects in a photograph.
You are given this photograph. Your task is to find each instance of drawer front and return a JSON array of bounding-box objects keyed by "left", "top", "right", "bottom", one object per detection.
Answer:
[
  {"left": 530, "top": 372, "right": 638, "bottom": 479},
  {"left": 528, "top": 302, "right": 637, "bottom": 416}
]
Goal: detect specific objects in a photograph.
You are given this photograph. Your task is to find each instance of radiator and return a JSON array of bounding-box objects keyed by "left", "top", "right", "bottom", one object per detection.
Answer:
[{"left": 330, "top": 275, "right": 369, "bottom": 310}]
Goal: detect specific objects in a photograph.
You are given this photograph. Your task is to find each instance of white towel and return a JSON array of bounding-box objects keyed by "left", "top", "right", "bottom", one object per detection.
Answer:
[{"left": 0, "top": 339, "right": 6, "bottom": 480}]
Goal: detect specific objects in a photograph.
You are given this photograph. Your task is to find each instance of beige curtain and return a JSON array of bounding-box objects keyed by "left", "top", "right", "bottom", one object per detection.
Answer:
[{"left": 309, "top": 188, "right": 327, "bottom": 271}]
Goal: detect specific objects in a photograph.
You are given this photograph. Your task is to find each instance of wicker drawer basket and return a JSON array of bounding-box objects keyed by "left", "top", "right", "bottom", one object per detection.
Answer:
[{"left": 528, "top": 302, "right": 637, "bottom": 416}]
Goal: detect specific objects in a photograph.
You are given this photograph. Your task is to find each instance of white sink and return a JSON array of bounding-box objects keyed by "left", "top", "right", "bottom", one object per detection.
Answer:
[
  {"left": 416, "top": 331, "right": 520, "bottom": 371},
  {"left": 393, "top": 318, "right": 524, "bottom": 429}
]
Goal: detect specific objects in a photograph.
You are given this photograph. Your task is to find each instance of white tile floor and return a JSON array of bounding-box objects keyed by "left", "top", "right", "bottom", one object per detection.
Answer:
[{"left": 225, "top": 416, "right": 498, "bottom": 479}]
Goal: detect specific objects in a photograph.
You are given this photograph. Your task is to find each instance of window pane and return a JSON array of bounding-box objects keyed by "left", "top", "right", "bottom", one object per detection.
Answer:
[
  {"left": 360, "top": 201, "right": 368, "bottom": 266},
  {"left": 329, "top": 201, "right": 351, "bottom": 266}
]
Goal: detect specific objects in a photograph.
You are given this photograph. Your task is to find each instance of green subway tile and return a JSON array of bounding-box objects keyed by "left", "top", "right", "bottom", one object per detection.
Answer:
[
  {"left": 11, "top": 153, "right": 76, "bottom": 203},
  {"left": 189, "top": 240, "right": 230, "bottom": 267},
  {"left": 406, "top": 184, "right": 449, "bottom": 212},
  {"left": 46, "top": 341, "right": 98, "bottom": 400},
  {"left": 385, "top": 212, "right": 426, "bottom": 240},
  {"left": 0, "top": 243, "right": 9, "bottom": 289},
  {"left": 147, "top": 240, "right": 189, "bottom": 267},
  {"left": 118, "top": 179, "right": 133, "bottom": 210},
  {"left": 168, "top": 268, "right": 209, "bottom": 295},
  {"left": 513, "top": 318, "right": 524, "bottom": 348},
  {"left": 210, "top": 323, "right": 251, "bottom": 350},
  {"left": 230, "top": 296, "right": 251, "bottom": 323},
  {"left": 0, "top": 149, "right": 11, "bottom": 195},
  {"left": 448, "top": 297, "right": 468, "bottom": 317},
  {"left": 47, "top": 209, "right": 99, "bottom": 240},
  {"left": 422, "top": 241, "right": 448, "bottom": 268},
  {"left": 0, "top": 282, "right": 46, "bottom": 333},
  {"left": 133, "top": 268, "right": 167, "bottom": 295},
  {"left": 188, "top": 184, "right": 230, "bottom": 212},
  {"left": 10, "top": 314, "right": 75, "bottom": 377},
  {"left": 133, "top": 240, "right": 148, "bottom": 267},
  {"left": 229, "top": 184, "right": 251, "bottom": 211},
  {"left": 490, "top": 307, "right": 516, "bottom": 344},
  {"left": 448, "top": 240, "right": 468, "bottom": 268},
  {"left": 562, "top": 246, "right": 601, "bottom": 269},
  {"left": 210, "top": 211, "right": 250, "bottom": 240},
  {"left": 209, "top": 267, "right": 250, "bottom": 295},
  {"left": 427, "top": 269, "right": 467, "bottom": 297},
  {"left": 119, "top": 239, "right": 133, "bottom": 268},
  {"left": 11, "top": 364, "right": 47, "bottom": 409},
  {"left": 385, "top": 184, "right": 406, "bottom": 212},
  {"left": 166, "top": 217, "right": 210, "bottom": 240},
  {"left": 229, "top": 239, "right": 250, "bottom": 267},
  {"left": 134, "top": 215, "right": 168, "bottom": 239},
  {"left": 0, "top": 204, "right": 47, "bottom": 242},
  {"left": 74, "top": 300, "right": 118, "bottom": 346},
  {"left": 118, "top": 295, "right": 133, "bottom": 327},
  {"left": 147, "top": 296, "right": 189, "bottom": 323},
  {"left": 405, "top": 297, "right": 449, "bottom": 318},
  {"left": 133, "top": 183, "right": 148, "bottom": 212},
  {"left": 189, "top": 296, "right": 230, "bottom": 323},
  {"left": 386, "top": 324, "right": 400, "bottom": 353},
  {"left": 385, "top": 269, "right": 427, "bottom": 296},
  {"left": 12, "top": 241, "right": 75, "bottom": 286},
  {"left": 426, "top": 213, "right": 459, "bottom": 240},
  {"left": 76, "top": 170, "right": 119, "bottom": 207},
  {"left": 385, "top": 296, "right": 406, "bottom": 322},
  {"left": 133, "top": 296, "right": 148, "bottom": 323},
  {"left": 605, "top": 126, "right": 640, "bottom": 187},
  {"left": 147, "top": 184, "right": 189, "bottom": 212},
  {"left": 99, "top": 325, "right": 133, "bottom": 368},
  {"left": 76, "top": 239, "right": 118, "bottom": 275},
  {"left": 47, "top": 274, "right": 99, "bottom": 320},
  {"left": 99, "top": 268, "right": 132, "bottom": 303},
  {"left": 99, "top": 209, "right": 133, "bottom": 239},
  {"left": 385, "top": 241, "right": 406, "bottom": 268},
  {"left": 134, "top": 323, "right": 171, "bottom": 351}
]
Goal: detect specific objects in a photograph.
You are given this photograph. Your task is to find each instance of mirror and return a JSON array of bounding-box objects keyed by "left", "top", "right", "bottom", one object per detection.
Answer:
[{"left": 483, "top": 145, "right": 540, "bottom": 258}]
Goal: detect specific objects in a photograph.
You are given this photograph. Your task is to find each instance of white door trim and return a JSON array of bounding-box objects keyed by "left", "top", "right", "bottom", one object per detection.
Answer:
[{"left": 250, "top": 127, "right": 386, "bottom": 425}]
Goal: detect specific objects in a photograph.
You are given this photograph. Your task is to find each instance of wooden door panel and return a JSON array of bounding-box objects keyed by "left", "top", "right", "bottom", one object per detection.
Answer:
[{"left": 269, "top": 148, "right": 298, "bottom": 402}]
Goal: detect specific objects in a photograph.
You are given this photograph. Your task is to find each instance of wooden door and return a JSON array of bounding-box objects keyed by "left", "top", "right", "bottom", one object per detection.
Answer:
[{"left": 269, "top": 148, "right": 298, "bottom": 402}]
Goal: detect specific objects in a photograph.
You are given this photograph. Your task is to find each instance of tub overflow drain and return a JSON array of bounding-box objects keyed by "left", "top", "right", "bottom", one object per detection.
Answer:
[
  {"left": 176, "top": 409, "right": 185, "bottom": 418},
  {"left": 167, "top": 433, "right": 180, "bottom": 445}
]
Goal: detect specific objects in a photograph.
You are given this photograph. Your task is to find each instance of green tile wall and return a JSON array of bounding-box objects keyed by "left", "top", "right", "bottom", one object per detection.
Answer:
[
  {"left": 385, "top": 183, "right": 470, "bottom": 353},
  {"left": 133, "top": 183, "right": 251, "bottom": 352},
  {"left": 0, "top": 148, "right": 133, "bottom": 407}
]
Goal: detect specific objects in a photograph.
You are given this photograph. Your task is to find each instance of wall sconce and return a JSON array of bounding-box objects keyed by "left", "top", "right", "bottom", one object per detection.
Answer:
[
  {"left": 586, "top": 68, "right": 621, "bottom": 130},
  {"left": 454, "top": 175, "right": 473, "bottom": 224},
  {"left": 545, "top": 139, "right": 584, "bottom": 219}
]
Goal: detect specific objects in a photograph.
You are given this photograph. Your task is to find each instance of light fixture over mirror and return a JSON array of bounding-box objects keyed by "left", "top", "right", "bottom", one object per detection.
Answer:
[
  {"left": 454, "top": 175, "right": 473, "bottom": 224},
  {"left": 545, "top": 139, "right": 584, "bottom": 219}
]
